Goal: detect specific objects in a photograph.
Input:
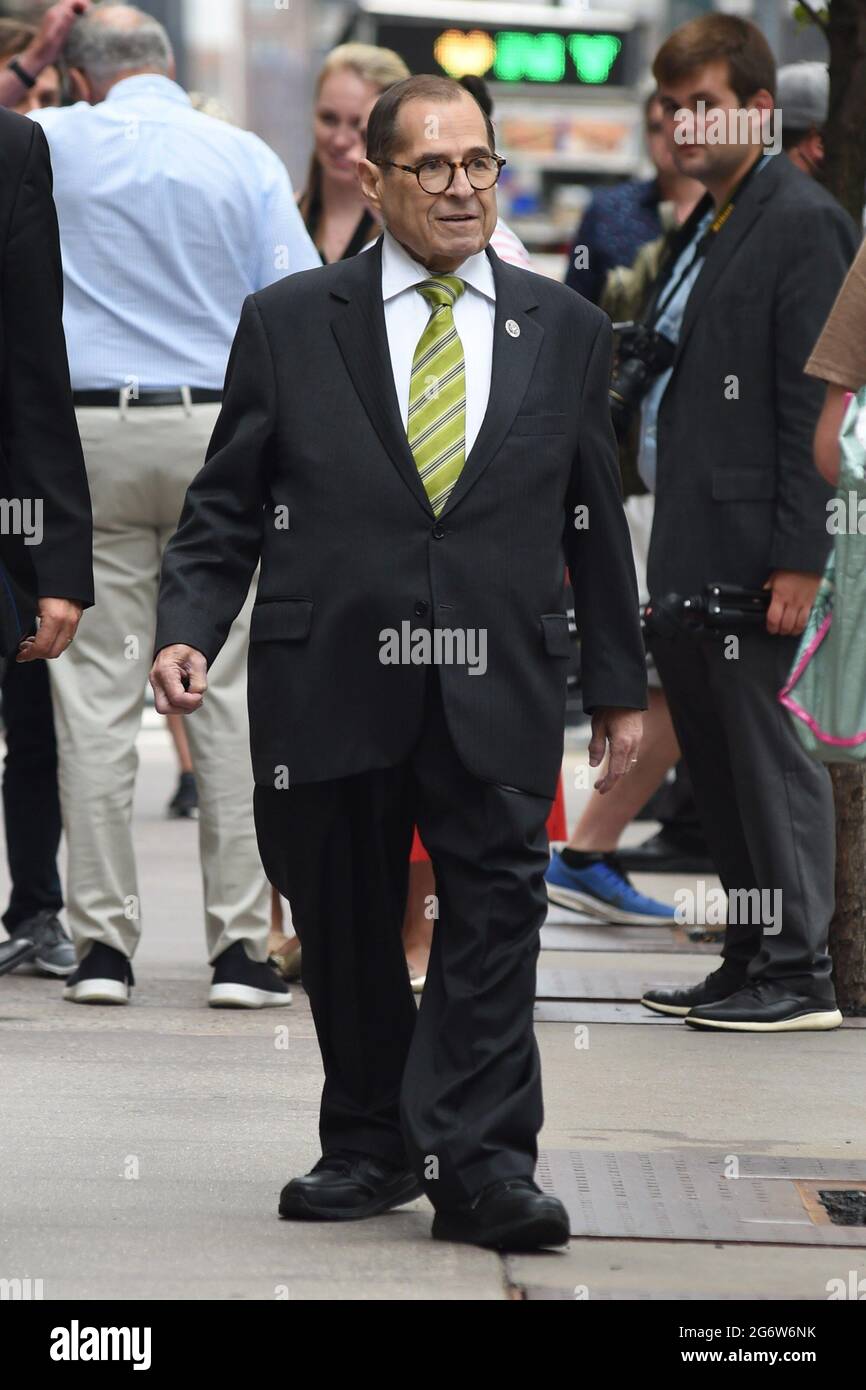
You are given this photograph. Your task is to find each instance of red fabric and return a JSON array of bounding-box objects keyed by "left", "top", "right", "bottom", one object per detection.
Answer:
[{"left": 409, "top": 776, "right": 567, "bottom": 862}]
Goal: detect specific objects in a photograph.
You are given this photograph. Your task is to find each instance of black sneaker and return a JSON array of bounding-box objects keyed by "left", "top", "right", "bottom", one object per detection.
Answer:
[
  {"left": 208, "top": 940, "right": 291, "bottom": 1009},
  {"left": 685, "top": 979, "right": 843, "bottom": 1032},
  {"left": 641, "top": 965, "right": 746, "bottom": 1017},
  {"left": 14, "top": 911, "right": 76, "bottom": 977},
  {"left": 167, "top": 770, "right": 198, "bottom": 819},
  {"left": 64, "top": 941, "right": 134, "bottom": 1005},
  {"left": 279, "top": 1151, "right": 421, "bottom": 1221}
]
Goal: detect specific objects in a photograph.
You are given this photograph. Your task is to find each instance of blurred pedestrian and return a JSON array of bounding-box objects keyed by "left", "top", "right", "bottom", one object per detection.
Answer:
[
  {"left": 31, "top": 3, "right": 319, "bottom": 1008},
  {"left": 777, "top": 61, "right": 827, "bottom": 177},
  {"left": 0, "top": 0, "right": 87, "bottom": 111},
  {"left": 299, "top": 43, "right": 409, "bottom": 263},
  {"left": 0, "top": 104, "right": 92, "bottom": 978},
  {"left": 0, "top": 17, "right": 62, "bottom": 114},
  {"left": 634, "top": 15, "right": 857, "bottom": 1031},
  {"left": 565, "top": 90, "right": 702, "bottom": 303},
  {"left": 809, "top": 238, "right": 866, "bottom": 484}
]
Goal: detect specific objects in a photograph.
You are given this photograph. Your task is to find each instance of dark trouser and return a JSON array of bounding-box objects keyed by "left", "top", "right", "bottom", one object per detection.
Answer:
[
  {"left": 1, "top": 657, "right": 63, "bottom": 934},
  {"left": 254, "top": 671, "right": 552, "bottom": 1209},
  {"left": 649, "top": 630, "right": 835, "bottom": 997}
]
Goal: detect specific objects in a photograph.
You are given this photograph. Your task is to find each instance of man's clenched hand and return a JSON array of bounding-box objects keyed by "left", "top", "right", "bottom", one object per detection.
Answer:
[
  {"left": 16, "top": 597, "right": 82, "bottom": 661},
  {"left": 588, "top": 707, "right": 643, "bottom": 794},
  {"left": 150, "top": 644, "right": 208, "bottom": 714}
]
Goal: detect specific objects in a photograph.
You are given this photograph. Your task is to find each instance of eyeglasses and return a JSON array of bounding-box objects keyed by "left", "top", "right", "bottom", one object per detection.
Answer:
[{"left": 371, "top": 154, "right": 506, "bottom": 194}]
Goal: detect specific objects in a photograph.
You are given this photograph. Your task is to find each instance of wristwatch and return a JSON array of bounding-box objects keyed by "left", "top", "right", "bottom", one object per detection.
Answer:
[{"left": 7, "top": 58, "right": 37, "bottom": 90}]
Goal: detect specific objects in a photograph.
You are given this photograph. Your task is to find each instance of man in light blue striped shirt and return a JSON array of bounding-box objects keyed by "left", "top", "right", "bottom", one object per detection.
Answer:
[
  {"left": 31, "top": 18, "right": 319, "bottom": 388},
  {"left": 33, "top": 4, "right": 320, "bottom": 1009}
]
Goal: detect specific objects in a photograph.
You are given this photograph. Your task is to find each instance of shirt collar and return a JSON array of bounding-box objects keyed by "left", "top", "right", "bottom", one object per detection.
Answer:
[
  {"left": 105, "top": 74, "right": 192, "bottom": 106},
  {"left": 381, "top": 228, "right": 496, "bottom": 304}
]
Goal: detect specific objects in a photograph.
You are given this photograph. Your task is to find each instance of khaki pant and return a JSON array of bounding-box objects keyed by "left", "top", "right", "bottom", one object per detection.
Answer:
[{"left": 48, "top": 403, "right": 269, "bottom": 963}]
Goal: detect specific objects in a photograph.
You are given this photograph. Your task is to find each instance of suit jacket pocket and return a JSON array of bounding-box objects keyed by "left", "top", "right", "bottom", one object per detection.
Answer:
[
  {"left": 711, "top": 469, "right": 776, "bottom": 501},
  {"left": 540, "top": 612, "right": 572, "bottom": 657},
  {"left": 511, "top": 413, "right": 568, "bottom": 436},
  {"left": 250, "top": 598, "right": 313, "bottom": 642}
]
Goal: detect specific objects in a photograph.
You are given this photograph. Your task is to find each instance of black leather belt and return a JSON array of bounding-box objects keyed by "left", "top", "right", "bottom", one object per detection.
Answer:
[{"left": 73, "top": 388, "right": 223, "bottom": 408}]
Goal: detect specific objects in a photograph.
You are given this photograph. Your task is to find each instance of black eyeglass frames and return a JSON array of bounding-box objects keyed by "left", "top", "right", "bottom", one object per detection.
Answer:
[{"left": 371, "top": 154, "right": 506, "bottom": 194}]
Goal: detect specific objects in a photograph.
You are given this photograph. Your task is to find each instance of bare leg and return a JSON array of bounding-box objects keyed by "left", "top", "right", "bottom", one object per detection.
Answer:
[
  {"left": 402, "top": 859, "right": 435, "bottom": 981},
  {"left": 268, "top": 884, "right": 303, "bottom": 978},
  {"left": 570, "top": 688, "right": 680, "bottom": 852}
]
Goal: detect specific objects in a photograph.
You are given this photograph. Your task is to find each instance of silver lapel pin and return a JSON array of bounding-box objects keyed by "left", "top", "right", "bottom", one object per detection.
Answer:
[{"left": 505, "top": 318, "right": 520, "bottom": 338}]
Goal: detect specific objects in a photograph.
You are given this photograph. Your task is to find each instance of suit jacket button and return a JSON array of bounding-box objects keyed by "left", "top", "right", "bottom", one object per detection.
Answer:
[
  {"left": 414, "top": 600, "right": 429, "bottom": 617},
  {"left": 432, "top": 524, "right": 445, "bottom": 539}
]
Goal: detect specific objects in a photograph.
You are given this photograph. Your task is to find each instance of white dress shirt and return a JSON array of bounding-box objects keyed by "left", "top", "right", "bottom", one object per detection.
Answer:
[
  {"left": 31, "top": 75, "right": 321, "bottom": 390},
  {"left": 380, "top": 229, "right": 495, "bottom": 455}
]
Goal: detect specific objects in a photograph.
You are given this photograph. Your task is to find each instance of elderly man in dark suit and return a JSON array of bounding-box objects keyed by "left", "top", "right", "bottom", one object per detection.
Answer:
[
  {"left": 151, "top": 74, "right": 647, "bottom": 1250},
  {"left": 635, "top": 16, "right": 858, "bottom": 1032},
  {"left": 0, "top": 107, "right": 93, "bottom": 978}
]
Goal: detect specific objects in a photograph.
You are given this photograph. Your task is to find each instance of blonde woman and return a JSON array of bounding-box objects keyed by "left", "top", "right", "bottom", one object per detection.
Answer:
[{"left": 298, "top": 43, "right": 409, "bottom": 263}]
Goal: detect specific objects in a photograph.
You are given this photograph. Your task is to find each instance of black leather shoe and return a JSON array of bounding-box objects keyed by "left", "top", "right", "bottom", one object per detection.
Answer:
[
  {"left": 641, "top": 965, "right": 746, "bottom": 1017},
  {"left": 616, "top": 830, "right": 715, "bottom": 876},
  {"left": 685, "top": 980, "right": 843, "bottom": 1032},
  {"left": 432, "top": 1178, "right": 570, "bottom": 1251},
  {"left": 278, "top": 1152, "right": 422, "bottom": 1221}
]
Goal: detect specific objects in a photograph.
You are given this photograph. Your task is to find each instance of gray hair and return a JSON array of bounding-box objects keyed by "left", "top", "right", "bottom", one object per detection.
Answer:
[{"left": 65, "top": 5, "right": 173, "bottom": 80}]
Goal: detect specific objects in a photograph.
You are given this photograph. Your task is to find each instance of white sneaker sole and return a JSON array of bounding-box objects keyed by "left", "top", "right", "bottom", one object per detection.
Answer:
[
  {"left": 63, "top": 978, "right": 129, "bottom": 1005},
  {"left": 640, "top": 996, "right": 692, "bottom": 1017},
  {"left": 685, "top": 1009, "right": 843, "bottom": 1032},
  {"left": 208, "top": 983, "right": 292, "bottom": 1009},
  {"left": 546, "top": 882, "right": 676, "bottom": 928}
]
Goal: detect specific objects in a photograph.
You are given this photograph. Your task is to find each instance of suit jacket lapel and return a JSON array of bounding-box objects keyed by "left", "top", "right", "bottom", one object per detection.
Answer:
[
  {"left": 441, "top": 246, "right": 543, "bottom": 517},
  {"left": 329, "top": 238, "right": 544, "bottom": 520},
  {"left": 675, "top": 155, "right": 779, "bottom": 367},
  {"left": 330, "top": 237, "right": 434, "bottom": 517}
]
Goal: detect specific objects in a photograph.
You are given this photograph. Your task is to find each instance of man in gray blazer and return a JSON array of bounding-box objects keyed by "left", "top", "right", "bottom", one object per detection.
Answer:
[{"left": 637, "top": 16, "right": 858, "bottom": 1031}]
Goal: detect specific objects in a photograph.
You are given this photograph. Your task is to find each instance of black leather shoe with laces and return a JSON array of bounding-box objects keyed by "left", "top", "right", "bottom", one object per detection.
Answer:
[
  {"left": 685, "top": 979, "right": 842, "bottom": 1032},
  {"left": 641, "top": 965, "right": 746, "bottom": 1017}
]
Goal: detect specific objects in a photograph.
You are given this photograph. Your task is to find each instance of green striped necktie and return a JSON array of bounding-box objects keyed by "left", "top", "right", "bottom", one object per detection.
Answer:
[{"left": 407, "top": 275, "right": 466, "bottom": 515}]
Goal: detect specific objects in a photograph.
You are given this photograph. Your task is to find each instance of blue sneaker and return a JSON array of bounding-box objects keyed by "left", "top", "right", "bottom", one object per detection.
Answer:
[{"left": 545, "top": 847, "right": 677, "bottom": 926}]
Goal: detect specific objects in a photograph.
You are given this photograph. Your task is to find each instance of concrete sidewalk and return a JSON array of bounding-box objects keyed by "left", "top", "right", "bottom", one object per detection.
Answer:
[{"left": 1, "top": 725, "right": 864, "bottom": 1300}]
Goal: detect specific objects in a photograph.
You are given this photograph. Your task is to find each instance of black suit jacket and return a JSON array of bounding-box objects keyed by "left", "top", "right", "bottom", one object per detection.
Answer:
[
  {"left": 0, "top": 109, "right": 93, "bottom": 646},
  {"left": 648, "top": 154, "right": 858, "bottom": 600},
  {"left": 155, "top": 238, "right": 647, "bottom": 797}
]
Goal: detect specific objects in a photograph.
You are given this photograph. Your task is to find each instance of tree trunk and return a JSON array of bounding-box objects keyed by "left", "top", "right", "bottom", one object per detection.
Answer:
[
  {"left": 829, "top": 766, "right": 866, "bottom": 1013},
  {"left": 821, "top": 0, "right": 866, "bottom": 224},
  {"left": 820, "top": 1, "right": 866, "bottom": 1012}
]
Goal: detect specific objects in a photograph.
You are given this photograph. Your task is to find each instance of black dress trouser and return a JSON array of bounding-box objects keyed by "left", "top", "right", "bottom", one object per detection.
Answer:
[
  {"left": 649, "top": 630, "right": 835, "bottom": 997},
  {"left": 254, "top": 670, "right": 553, "bottom": 1209},
  {"left": 1, "top": 656, "right": 63, "bottom": 933}
]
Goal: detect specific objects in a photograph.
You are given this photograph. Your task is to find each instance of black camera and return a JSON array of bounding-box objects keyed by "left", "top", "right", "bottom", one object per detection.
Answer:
[
  {"left": 609, "top": 321, "right": 676, "bottom": 439},
  {"left": 642, "top": 585, "right": 771, "bottom": 640}
]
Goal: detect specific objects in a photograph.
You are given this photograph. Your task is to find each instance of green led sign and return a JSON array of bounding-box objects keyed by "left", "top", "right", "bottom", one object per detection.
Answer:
[
  {"left": 493, "top": 31, "right": 621, "bottom": 85},
  {"left": 569, "top": 34, "right": 623, "bottom": 85},
  {"left": 378, "top": 22, "right": 628, "bottom": 88},
  {"left": 494, "top": 31, "right": 566, "bottom": 83}
]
